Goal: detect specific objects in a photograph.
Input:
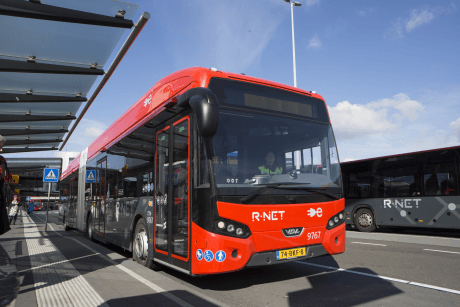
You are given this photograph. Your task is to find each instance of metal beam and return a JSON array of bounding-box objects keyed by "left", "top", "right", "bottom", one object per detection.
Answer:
[
  {"left": 1, "top": 147, "right": 57, "bottom": 154},
  {"left": 0, "top": 59, "right": 104, "bottom": 75},
  {"left": 60, "top": 12, "right": 150, "bottom": 151},
  {"left": 0, "top": 129, "right": 68, "bottom": 136},
  {"left": 0, "top": 93, "right": 87, "bottom": 103},
  {"left": 0, "top": 114, "right": 75, "bottom": 123},
  {"left": 3, "top": 139, "right": 62, "bottom": 146},
  {"left": 0, "top": 0, "right": 134, "bottom": 28}
]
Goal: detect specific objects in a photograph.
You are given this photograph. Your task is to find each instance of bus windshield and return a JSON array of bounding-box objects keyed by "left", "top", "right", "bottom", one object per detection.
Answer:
[{"left": 200, "top": 110, "right": 342, "bottom": 197}]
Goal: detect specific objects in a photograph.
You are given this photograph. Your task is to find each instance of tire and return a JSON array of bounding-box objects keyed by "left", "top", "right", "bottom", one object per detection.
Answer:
[
  {"left": 63, "top": 213, "right": 70, "bottom": 231},
  {"left": 133, "top": 218, "right": 154, "bottom": 269},
  {"left": 87, "top": 214, "right": 94, "bottom": 241},
  {"left": 355, "top": 208, "right": 376, "bottom": 232}
]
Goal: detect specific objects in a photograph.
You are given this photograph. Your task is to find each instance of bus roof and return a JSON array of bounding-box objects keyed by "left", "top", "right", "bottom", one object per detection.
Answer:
[
  {"left": 341, "top": 145, "right": 460, "bottom": 165},
  {"left": 61, "top": 67, "right": 325, "bottom": 179}
]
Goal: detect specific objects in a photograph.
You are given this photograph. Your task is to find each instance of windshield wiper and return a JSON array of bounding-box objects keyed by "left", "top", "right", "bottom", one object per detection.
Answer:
[
  {"left": 240, "top": 183, "right": 310, "bottom": 203},
  {"left": 277, "top": 186, "right": 339, "bottom": 200},
  {"left": 240, "top": 184, "right": 338, "bottom": 203}
]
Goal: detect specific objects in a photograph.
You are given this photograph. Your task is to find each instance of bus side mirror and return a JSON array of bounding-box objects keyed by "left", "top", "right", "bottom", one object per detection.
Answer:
[{"left": 177, "top": 87, "right": 219, "bottom": 137}]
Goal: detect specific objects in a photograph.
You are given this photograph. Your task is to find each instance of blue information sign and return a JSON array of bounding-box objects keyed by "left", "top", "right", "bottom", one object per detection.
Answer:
[
  {"left": 86, "top": 170, "right": 99, "bottom": 183},
  {"left": 43, "top": 168, "right": 59, "bottom": 182},
  {"left": 26, "top": 197, "right": 31, "bottom": 201}
]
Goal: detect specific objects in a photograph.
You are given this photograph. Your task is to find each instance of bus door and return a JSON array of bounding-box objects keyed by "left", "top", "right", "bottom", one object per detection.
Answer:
[
  {"left": 95, "top": 159, "right": 107, "bottom": 238},
  {"left": 154, "top": 117, "right": 190, "bottom": 270}
]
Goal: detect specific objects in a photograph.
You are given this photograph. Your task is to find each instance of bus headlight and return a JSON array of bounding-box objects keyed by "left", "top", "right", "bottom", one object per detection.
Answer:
[
  {"left": 327, "top": 211, "right": 345, "bottom": 230},
  {"left": 214, "top": 218, "right": 251, "bottom": 239}
]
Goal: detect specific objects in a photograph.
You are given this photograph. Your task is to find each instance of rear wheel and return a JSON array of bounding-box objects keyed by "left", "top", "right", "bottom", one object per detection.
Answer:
[
  {"left": 87, "top": 214, "right": 94, "bottom": 241},
  {"left": 355, "top": 208, "right": 376, "bottom": 232},
  {"left": 133, "top": 218, "right": 154, "bottom": 269},
  {"left": 63, "top": 213, "right": 70, "bottom": 231}
]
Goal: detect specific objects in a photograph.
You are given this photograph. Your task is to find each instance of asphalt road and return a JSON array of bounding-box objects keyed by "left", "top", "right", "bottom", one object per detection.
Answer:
[{"left": 27, "top": 211, "right": 460, "bottom": 307}]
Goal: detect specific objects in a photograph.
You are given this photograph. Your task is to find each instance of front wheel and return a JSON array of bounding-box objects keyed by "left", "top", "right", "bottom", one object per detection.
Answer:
[
  {"left": 133, "top": 218, "right": 154, "bottom": 269},
  {"left": 355, "top": 208, "right": 376, "bottom": 232},
  {"left": 87, "top": 214, "right": 94, "bottom": 241}
]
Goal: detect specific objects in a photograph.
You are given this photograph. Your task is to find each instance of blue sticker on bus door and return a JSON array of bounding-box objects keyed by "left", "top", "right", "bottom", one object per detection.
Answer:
[
  {"left": 196, "top": 249, "right": 203, "bottom": 261},
  {"left": 216, "top": 250, "right": 226, "bottom": 262},
  {"left": 204, "top": 250, "right": 214, "bottom": 262}
]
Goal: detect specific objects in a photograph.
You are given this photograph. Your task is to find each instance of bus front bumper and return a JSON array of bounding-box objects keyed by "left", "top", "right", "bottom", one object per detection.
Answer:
[{"left": 191, "top": 222, "right": 345, "bottom": 275}]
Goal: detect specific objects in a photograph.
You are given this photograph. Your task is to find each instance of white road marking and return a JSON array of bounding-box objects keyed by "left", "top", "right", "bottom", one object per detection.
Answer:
[
  {"left": 351, "top": 242, "right": 387, "bottom": 246},
  {"left": 347, "top": 230, "right": 460, "bottom": 242},
  {"left": 423, "top": 249, "right": 460, "bottom": 255},
  {"left": 33, "top": 216, "right": 230, "bottom": 307},
  {"left": 297, "top": 261, "right": 460, "bottom": 295}
]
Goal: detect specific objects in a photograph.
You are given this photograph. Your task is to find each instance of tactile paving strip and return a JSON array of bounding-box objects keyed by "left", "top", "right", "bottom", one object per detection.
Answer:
[{"left": 23, "top": 215, "right": 108, "bottom": 307}]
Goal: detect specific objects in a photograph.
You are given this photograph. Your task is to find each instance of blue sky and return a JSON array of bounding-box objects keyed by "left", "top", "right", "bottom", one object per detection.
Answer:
[{"left": 13, "top": 0, "right": 460, "bottom": 163}]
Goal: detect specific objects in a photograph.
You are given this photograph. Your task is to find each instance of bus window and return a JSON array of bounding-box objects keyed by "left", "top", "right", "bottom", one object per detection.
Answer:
[
  {"left": 423, "top": 160, "right": 458, "bottom": 196},
  {"left": 155, "top": 128, "right": 169, "bottom": 253},
  {"left": 172, "top": 118, "right": 189, "bottom": 259}
]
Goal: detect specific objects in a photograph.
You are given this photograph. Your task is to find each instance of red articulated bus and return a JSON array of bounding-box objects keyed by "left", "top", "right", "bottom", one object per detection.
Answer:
[
  {"left": 30, "top": 198, "right": 42, "bottom": 211},
  {"left": 59, "top": 67, "right": 345, "bottom": 275}
]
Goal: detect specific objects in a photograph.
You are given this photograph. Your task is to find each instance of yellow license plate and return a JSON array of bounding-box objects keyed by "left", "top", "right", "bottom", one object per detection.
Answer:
[{"left": 276, "top": 247, "right": 306, "bottom": 260}]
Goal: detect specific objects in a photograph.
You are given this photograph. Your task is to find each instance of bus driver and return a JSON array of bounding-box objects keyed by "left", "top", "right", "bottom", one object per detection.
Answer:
[{"left": 259, "top": 151, "right": 283, "bottom": 175}]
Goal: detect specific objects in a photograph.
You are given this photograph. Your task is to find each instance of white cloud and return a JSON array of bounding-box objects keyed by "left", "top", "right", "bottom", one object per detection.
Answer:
[
  {"left": 449, "top": 117, "right": 460, "bottom": 139},
  {"left": 406, "top": 8, "right": 435, "bottom": 32},
  {"left": 367, "top": 93, "right": 424, "bottom": 121},
  {"left": 358, "top": 8, "right": 375, "bottom": 17},
  {"left": 308, "top": 34, "right": 322, "bottom": 49},
  {"left": 386, "top": 5, "right": 455, "bottom": 39},
  {"left": 331, "top": 92, "right": 460, "bottom": 162},
  {"left": 304, "top": 0, "right": 320, "bottom": 7},
  {"left": 329, "top": 93, "right": 424, "bottom": 141},
  {"left": 84, "top": 127, "right": 104, "bottom": 138},
  {"left": 329, "top": 101, "right": 397, "bottom": 140},
  {"left": 67, "top": 118, "right": 108, "bottom": 150}
]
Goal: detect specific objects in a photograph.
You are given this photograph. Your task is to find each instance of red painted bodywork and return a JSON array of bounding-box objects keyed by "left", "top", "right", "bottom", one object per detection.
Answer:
[
  {"left": 191, "top": 199, "right": 345, "bottom": 275},
  {"left": 192, "top": 199, "right": 345, "bottom": 274}
]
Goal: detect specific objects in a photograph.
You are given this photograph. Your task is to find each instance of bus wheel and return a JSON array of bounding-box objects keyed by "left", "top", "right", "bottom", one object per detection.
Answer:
[
  {"left": 63, "top": 213, "right": 70, "bottom": 231},
  {"left": 355, "top": 208, "right": 376, "bottom": 232},
  {"left": 133, "top": 218, "right": 153, "bottom": 269},
  {"left": 87, "top": 214, "right": 94, "bottom": 241}
]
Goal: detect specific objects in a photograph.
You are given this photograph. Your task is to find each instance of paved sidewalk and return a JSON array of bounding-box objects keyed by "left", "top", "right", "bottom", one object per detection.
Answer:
[{"left": 0, "top": 212, "right": 225, "bottom": 307}]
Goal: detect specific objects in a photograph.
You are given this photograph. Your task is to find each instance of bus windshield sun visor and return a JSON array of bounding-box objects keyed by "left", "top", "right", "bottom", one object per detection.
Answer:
[{"left": 177, "top": 87, "right": 219, "bottom": 137}]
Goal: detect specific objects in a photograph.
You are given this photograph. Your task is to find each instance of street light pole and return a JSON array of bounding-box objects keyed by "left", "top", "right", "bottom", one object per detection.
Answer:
[{"left": 284, "top": 0, "right": 301, "bottom": 88}]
